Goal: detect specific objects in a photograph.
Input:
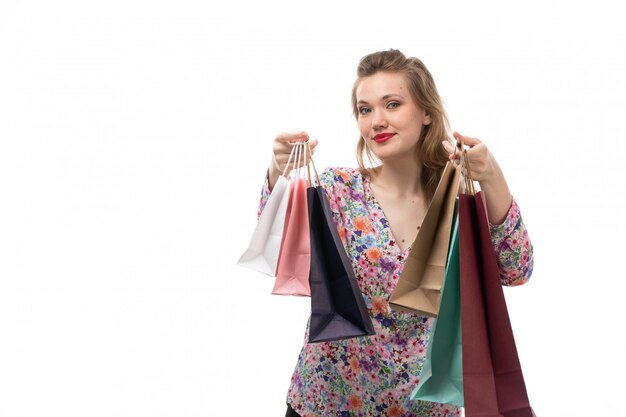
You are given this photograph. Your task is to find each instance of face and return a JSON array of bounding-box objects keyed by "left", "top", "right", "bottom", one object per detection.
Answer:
[{"left": 355, "top": 71, "right": 431, "bottom": 163}]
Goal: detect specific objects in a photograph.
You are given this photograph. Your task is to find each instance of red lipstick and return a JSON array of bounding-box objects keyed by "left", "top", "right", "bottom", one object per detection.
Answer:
[{"left": 373, "top": 133, "right": 395, "bottom": 143}]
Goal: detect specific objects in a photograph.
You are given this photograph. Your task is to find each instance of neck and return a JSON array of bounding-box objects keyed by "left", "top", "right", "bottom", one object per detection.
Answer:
[{"left": 370, "top": 155, "right": 423, "bottom": 198}]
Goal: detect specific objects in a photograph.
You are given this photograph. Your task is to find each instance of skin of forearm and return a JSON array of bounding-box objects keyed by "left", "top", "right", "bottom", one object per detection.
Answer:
[
  {"left": 478, "top": 158, "right": 513, "bottom": 225},
  {"left": 268, "top": 163, "right": 281, "bottom": 192}
]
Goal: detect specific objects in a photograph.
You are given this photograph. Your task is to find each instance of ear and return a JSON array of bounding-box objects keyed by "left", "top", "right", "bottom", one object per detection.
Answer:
[{"left": 423, "top": 111, "right": 432, "bottom": 126}]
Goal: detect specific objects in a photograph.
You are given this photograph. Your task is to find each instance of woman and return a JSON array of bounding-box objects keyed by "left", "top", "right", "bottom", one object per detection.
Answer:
[{"left": 258, "top": 49, "right": 533, "bottom": 417}]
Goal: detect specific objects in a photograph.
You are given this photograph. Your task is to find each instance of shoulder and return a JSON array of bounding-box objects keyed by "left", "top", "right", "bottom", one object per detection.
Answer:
[{"left": 319, "top": 167, "right": 365, "bottom": 189}]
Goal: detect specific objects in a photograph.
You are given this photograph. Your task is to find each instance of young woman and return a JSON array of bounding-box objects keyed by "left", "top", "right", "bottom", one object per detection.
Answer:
[{"left": 258, "top": 49, "right": 534, "bottom": 417}]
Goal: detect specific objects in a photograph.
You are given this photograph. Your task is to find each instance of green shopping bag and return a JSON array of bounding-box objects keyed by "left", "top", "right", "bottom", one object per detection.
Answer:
[{"left": 410, "top": 207, "right": 463, "bottom": 406}]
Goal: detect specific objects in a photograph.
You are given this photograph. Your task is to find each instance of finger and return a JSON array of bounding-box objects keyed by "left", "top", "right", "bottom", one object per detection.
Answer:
[
  {"left": 282, "top": 139, "right": 317, "bottom": 154},
  {"left": 465, "top": 142, "right": 485, "bottom": 157},
  {"left": 275, "top": 131, "right": 309, "bottom": 143},
  {"left": 441, "top": 140, "right": 455, "bottom": 154},
  {"left": 274, "top": 135, "right": 310, "bottom": 159},
  {"left": 442, "top": 141, "right": 461, "bottom": 165},
  {"left": 453, "top": 131, "right": 482, "bottom": 147},
  {"left": 298, "top": 139, "right": 318, "bottom": 157},
  {"left": 275, "top": 137, "right": 317, "bottom": 172}
]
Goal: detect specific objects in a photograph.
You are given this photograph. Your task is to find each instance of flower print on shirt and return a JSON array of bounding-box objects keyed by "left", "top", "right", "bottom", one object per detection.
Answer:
[{"left": 257, "top": 166, "right": 533, "bottom": 417}]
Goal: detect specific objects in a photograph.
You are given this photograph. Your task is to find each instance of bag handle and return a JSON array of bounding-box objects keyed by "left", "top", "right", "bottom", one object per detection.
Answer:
[
  {"left": 290, "top": 141, "right": 302, "bottom": 180},
  {"left": 457, "top": 140, "right": 476, "bottom": 195},
  {"left": 302, "top": 140, "right": 308, "bottom": 183},
  {"left": 284, "top": 140, "right": 320, "bottom": 185},
  {"left": 305, "top": 141, "right": 320, "bottom": 187},
  {"left": 281, "top": 142, "right": 299, "bottom": 178}
]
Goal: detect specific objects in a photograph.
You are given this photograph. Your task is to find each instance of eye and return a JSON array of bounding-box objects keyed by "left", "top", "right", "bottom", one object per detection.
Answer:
[
  {"left": 358, "top": 107, "right": 371, "bottom": 115},
  {"left": 387, "top": 101, "right": 400, "bottom": 109}
]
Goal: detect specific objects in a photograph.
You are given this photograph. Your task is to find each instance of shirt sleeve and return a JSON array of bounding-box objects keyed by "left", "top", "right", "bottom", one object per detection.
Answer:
[
  {"left": 257, "top": 167, "right": 348, "bottom": 245},
  {"left": 489, "top": 197, "right": 534, "bottom": 286},
  {"left": 256, "top": 169, "right": 273, "bottom": 221}
]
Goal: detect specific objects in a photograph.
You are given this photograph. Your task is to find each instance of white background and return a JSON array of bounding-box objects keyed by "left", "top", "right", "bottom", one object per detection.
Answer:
[{"left": 0, "top": 1, "right": 624, "bottom": 416}]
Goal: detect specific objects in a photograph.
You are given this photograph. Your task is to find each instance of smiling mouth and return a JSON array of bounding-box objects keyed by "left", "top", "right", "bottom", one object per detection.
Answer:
[{"left": 373, "top": 133, "right": 395, "bottom": 143}]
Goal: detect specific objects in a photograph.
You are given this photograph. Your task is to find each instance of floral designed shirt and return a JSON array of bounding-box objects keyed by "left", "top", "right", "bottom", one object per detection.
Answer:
[{"left": 258, "top": 167, "right": 534, "bottom": 417}]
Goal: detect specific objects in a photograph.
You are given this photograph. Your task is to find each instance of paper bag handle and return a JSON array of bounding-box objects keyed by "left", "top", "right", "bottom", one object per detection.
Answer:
[
  {"left": 305, "top": 141, "right": 320, "bottom": 187},
  {"left": 457, "top": 140, "right": 476, "bottom": 195},
  {"left": 281, "top": 142, "right": 299, "bottom": 178}
]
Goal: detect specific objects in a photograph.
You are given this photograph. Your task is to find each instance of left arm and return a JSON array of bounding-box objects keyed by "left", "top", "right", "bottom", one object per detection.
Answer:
[{"left": 488, "top": 198, "right": 534, "bottom": 286}]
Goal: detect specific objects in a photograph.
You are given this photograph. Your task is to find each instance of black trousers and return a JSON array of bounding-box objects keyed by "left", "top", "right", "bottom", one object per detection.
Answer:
[{"left": 285, "top": 403, "right": 301, "bottom": 417}]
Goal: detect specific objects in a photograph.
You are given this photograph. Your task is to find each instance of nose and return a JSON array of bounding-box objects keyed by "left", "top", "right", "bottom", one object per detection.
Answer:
[{"left": 371, "top": 110, "right": 388, "bottom": 131}]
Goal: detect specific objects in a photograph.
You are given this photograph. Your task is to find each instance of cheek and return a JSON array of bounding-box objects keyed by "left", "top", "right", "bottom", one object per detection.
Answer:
[
  {"left": 357, "top": 119, "right": 369, "bottom": 136},
  {"left": 394, "top": 110, "right": 414, "bottom": 127},
  {"left": 397, "top": 112, "right": 423, "bottom": 134}
]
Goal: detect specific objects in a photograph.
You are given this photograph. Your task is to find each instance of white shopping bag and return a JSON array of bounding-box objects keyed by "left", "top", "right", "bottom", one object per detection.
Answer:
[{"left": 237, "top": 145, "right": 297, "bottom": 276}]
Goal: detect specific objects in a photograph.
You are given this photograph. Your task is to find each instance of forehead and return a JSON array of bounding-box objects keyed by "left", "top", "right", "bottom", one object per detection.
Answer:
[{"left": 355, "top": 72, "right": 409, "bottom": 101}]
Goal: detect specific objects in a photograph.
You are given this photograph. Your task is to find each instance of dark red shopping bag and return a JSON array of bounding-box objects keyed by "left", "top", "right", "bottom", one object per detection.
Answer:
[{"left": 459, "top": 190, "right": 535, "bottom": 417}]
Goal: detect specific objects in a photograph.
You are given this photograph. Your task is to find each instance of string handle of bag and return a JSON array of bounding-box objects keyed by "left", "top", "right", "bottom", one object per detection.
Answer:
[
  {"left": 303, "top": 140, "right": 310, "bottom": 186},
  {"left": 287, "top": 141, "right": 298, "bottom": 180},
  {"left": 281, "top": 142, "right": 299, "bottom": 178},
  {"left": 292, "top": 141, "right": 302, "bottom": 181},
  {"left": 305, "top": 141, "right": 320, "bottom": 187},
  {"left": 296, "top": 141, "right": 305, "bottom": 181},
  {"left": 456, "top": 140, "right": 476, "bottom": 195},
  {"left": 303, "top": 140, "right": 308, "bottom": 185}
]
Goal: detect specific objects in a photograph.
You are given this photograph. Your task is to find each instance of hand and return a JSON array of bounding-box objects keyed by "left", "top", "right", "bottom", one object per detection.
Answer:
[
  {"left": 271, "top": 131, "right": 318, "bottom": 176},
  {"left": 443, "top": 131, "right": 512, "bottom": 224},
  {"left": 267, "top": 132, "right": 318, "bottom": 191},
  {"left": 442, "top": 131, "right": 495, "bottom": 183}
]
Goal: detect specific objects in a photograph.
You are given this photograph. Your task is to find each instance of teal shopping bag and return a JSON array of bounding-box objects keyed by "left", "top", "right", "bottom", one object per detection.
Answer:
[{"left": 410, "top": 209, "right": 463, "bottom": 407}]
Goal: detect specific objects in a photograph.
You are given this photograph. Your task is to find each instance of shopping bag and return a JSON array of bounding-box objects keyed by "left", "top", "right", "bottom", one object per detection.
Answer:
[
  {"left": 273, "top": 142, "right": 311, "bottom": 296},
  {"left": 389, "top": 162, "right": 460, "bottom": 316},
  {"left": 459, "top": 192, "right": 500, "bottom": 417},
  {"left": 306, "top": 144, "right": 375, "bottom": 343},
  {"left": 410, "top": 205, "right": 464, "bottom": 406},
  {"left": 237, "top": 145, "right": 297, "bottom": 275},
  {"left": 458, "top": 144, "right": 535, "bottom": 417}
]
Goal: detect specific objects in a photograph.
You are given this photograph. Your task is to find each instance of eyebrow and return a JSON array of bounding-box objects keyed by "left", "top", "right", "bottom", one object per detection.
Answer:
[{"left": 356, "top": 94, "right": 405, "bottom": 105}]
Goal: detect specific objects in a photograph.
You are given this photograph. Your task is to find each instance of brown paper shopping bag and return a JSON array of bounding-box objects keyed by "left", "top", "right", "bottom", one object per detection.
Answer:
[{"left": 389, "top": 162, "right": 461, "bottom": 316}]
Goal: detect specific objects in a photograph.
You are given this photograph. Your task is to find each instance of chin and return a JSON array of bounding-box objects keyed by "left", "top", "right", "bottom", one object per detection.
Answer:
[
  {"left": 377, "top": 150, "right": 417, "bottom": 165},
  {"left": 368, "top": 141, "right": 414, "bottom": 161}
]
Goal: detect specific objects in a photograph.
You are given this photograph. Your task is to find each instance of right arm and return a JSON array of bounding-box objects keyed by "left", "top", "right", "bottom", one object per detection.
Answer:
[{"left": 257, "top": 132, "right": 318, "bottom": 220}]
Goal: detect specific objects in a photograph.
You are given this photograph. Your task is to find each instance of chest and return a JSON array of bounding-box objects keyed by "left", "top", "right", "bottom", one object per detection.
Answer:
[{"left": 370, "top": 193, "right": 426, "bottom": 252}]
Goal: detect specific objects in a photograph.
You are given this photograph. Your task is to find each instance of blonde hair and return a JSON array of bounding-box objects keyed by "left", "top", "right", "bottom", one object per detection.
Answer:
[{"left": 351, "top": 49, "right": 451, "bottom": 202}]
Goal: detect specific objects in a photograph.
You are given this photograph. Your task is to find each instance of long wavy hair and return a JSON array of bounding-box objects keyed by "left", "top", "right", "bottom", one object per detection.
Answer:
[{"left": 351, "top": 49, "right": 451, "bottom": 202}]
